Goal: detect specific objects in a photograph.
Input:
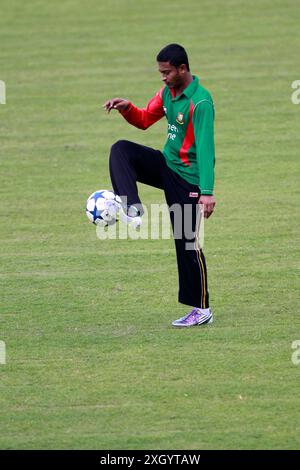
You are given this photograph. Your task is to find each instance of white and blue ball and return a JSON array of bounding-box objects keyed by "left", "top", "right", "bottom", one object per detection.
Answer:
[{"left": 86, "top": 190, "right": 121, "bottom": 226}]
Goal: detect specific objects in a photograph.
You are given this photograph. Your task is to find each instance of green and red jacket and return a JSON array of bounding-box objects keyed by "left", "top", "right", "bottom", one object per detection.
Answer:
[{"left": 120, "top": 76, "right": 215, "bottom": 195}]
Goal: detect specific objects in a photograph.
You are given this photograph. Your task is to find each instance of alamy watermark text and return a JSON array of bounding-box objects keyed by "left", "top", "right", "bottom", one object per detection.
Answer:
[
  {"left": 0, "top": 341, "right": 6, "bottom": 364},
  {"left": 291, "top": 80, "right": 300, "bottom": 104},
  {"left": 0, "top": 80, "right": 6, "bottom": 104}
]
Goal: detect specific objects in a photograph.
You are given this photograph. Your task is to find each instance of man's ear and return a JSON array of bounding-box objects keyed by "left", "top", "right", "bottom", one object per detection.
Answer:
[{"left": 178, "top": 64, "right": 188, "bottom": 74}]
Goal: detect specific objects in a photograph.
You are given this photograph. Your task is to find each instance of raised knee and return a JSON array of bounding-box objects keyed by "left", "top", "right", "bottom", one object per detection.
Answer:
[{"left": 110, "top": 139, "right": 130, "bottom": 154}]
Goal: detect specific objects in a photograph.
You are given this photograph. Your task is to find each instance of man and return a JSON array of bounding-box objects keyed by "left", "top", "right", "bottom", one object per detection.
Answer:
[{"left": 103, "top": 44, "right": 216, "bottom": 327}]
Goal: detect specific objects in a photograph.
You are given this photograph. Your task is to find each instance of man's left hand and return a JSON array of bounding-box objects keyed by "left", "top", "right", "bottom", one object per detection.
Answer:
[{"left": 198, "top": 195, "right": 216, "bottom": 219}]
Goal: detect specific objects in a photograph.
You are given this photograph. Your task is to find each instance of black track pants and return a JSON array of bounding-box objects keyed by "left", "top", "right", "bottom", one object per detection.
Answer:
[{"left": 109, "top": 139, "right": 209, "bottom": 309}]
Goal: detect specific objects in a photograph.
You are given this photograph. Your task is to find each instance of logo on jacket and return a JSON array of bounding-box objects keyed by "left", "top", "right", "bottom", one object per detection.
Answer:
[{"left": 176, "top": 112, "right": 184, "bottom": 125}]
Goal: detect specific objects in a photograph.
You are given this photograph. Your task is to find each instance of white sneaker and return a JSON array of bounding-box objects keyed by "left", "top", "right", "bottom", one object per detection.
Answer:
[
  {"left": 100, "top": 199, "right": 121, "bottom": 224},
  {"left": 105, "top": 199, "right": 121, "bottom": 219},
  {"left": 119, "top": 205, "right": 142, "bottom": 229}
]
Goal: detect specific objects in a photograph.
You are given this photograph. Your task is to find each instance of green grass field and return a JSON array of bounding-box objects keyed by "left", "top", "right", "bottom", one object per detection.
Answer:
[{"left": 1, "top": 0, "right": 300, "bottom": 450}]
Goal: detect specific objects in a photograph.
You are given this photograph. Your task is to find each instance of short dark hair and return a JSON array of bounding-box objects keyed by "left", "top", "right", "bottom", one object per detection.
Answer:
[{"left": 156, "top": 44, "right": 190, "bottom": 71}]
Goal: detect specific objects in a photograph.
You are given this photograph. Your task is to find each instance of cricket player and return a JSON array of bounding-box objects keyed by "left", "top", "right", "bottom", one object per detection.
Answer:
[{"left": 103, "top": 44, "right": 216, "bottom": 327}]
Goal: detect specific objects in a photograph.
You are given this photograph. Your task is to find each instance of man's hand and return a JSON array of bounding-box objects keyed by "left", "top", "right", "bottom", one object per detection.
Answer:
[
  {"left": 103, "top": 98, "right": 130, "bottom": 113},
  {"left": 198, "top": 195, "right": 216, "bottom": 219}
]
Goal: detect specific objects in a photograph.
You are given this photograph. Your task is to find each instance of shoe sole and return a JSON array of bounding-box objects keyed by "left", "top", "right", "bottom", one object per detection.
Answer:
[{"left": 172, "top": 315, "right": 213, "bottom": 328}]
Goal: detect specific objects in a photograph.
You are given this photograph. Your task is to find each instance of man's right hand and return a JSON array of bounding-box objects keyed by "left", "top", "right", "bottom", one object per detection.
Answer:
[{"left": 103, "top": 98, "right": 130, "bottom": 113}]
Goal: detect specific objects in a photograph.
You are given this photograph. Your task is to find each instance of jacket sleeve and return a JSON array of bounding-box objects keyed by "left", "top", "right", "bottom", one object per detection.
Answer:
[
  {"left": 119, "top": 87, "right": 165, "bottom": 130},
  {"left": 192, "top": 100, "right": 215, "bottom": 195}
]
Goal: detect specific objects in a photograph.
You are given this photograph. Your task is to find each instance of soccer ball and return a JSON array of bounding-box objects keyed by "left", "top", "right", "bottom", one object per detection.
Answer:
[{"left": 86, "top": 189, "right": 122, "bottom": 226}]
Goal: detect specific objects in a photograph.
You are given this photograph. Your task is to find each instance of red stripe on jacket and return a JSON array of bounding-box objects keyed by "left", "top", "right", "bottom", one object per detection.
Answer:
[
  {"left": 120, "top": 87, "right": 165, "bottom": 130},
  {"left": 179, "top": 102, "right": 194, "bottom": 166}
]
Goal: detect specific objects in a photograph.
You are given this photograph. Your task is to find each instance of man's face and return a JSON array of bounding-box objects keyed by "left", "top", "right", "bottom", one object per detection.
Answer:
[{"left": 158, "top": 61, "right": 185, "bottom": 89}]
